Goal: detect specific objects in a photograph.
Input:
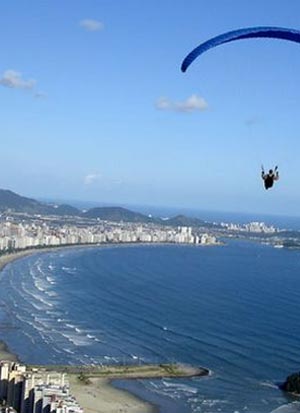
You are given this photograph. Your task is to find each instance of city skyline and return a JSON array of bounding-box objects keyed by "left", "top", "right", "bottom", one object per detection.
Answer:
[{"left": 1, "top": 1, "right": 300, "bottom": 216}]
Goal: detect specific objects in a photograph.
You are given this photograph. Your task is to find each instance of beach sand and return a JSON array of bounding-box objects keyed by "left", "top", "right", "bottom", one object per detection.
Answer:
[
  {"left": 0, "top": 249, "right": 38, "bottom": 271},
  {"left": 0, "top": 341, "right": 18, "bottom": 362},
  {"left": 69, "top": 375, "right": 156, "bottom": 413}
]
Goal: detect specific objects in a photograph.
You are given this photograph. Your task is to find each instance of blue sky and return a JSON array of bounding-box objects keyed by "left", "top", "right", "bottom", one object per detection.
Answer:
[{"left": 1, "top": 0, "right": 300, "bottom": 216}]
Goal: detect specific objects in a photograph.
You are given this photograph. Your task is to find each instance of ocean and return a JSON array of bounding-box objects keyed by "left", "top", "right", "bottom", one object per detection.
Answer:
[{"left": 0, "top": 240, "right": 300, "bottom": 413}]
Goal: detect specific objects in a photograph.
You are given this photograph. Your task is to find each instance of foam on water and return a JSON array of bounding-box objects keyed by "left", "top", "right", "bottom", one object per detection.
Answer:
[{"left": 270, "top": 403, "right": 300, "bottom": 413}]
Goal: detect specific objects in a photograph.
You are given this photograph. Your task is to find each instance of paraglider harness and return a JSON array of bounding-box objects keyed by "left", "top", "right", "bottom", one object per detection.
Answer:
[{"left": 261, "top": 165, "right": 279, "bottom": 190}]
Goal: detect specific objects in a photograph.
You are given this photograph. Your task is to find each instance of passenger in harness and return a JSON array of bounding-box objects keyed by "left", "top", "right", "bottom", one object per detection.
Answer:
[{"left": 261, "top": 165, "right": 279, "bottom": 190}]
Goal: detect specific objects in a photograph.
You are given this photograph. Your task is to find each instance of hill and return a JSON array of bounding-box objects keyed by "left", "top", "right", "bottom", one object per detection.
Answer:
[
  {"left": 0, "top": 189, "right": 209, "bottom": 228},
  {"left": 0, "top": 189, "right": 53, "bottom": 215},
  {"left": 0, "top": 190, "right": 81, "bottom": 216},
  {"left": 83, "top": 206, "right": 154, "bottom": 223},
  {"left": 162, "top": 214, "right": 205, "bottom": 227},
  {"left": 51, "top": 204, "right": 81, "bottom": 216}
]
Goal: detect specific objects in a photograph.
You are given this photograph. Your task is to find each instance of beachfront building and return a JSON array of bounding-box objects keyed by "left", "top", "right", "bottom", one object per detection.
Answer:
[
  {"left": 200, "top": 233, "right": 217, "bottom": 245},
  {"left": 0, "top": 215, "right": 220, "bottom": 253},
  {"left": 32, "top": 384, "right": 83, "bottom": 413},
  {"left": 0, "top": 362, "right": 10, "bottom": 401},
  {"left": 220, "top": 221, "right": 276, "bottom": 233},
  {"left": 0, "top": 362, "right": 82, "bottom": 413},
  {"left": 7, "top": 365, "right": 26, "bottom": 412},
  {"left": 21, "top": 372, "right": 67, "bottom": 413},
  {"left": 0, "top": 363, "right": 26, "bottom": 411}
]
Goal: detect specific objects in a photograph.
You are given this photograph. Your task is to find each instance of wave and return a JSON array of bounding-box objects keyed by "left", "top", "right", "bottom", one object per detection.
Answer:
[
  {"left": 66, "top": 323, "right": 76, "bottom": 329},
  {"left": 30, "top": 293, "right": 53, "bottom": 308},
  {"left": 260, "top": 381, "right": 280, "bottom": 390},
  {"left": 162, "top": 380, "right": 198, "bottom": 395},
  {"left": 85, "top": 332, "right": 104, "bottom": 344},
  {"left": 63, "top": 348, "right": 75, "bottom": 355},
  {"left": 60, "top": 332, "right": 91, "bottom": 347},
  {"left": 270, "top": 403, "right": 300, "bottom": 413},
  {"left": 46, "top": 276, "right": 56, "bottom": 284},
  {"left": 62, "top": 266, "right": 77, "bottom": 275},
  {"left": 35, "top": 284, "right": 45, "bottom": 292},
  {"left": 22, "top": 331, "right": 37, "bottom": 345}
]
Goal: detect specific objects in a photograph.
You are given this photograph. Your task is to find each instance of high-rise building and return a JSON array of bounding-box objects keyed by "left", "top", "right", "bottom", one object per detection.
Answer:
[{"left": 0, "top": 361, "right": 10, "bottom": 401}]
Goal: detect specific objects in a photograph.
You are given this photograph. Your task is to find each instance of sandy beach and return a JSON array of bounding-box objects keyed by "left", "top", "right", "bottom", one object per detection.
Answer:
[
  {"left": 0, "top": 249, "right": 39, "bottom": 271},
  {"left": 0, "top": 341, "right": 18, "bottom": 362},
  {"left": 42, "top": 364, "right": 208, "bottom": 413},
  {"left": 69, "top": 375, "right": 156, "bottom": 413},
  {"left": 0, "top": 245, "right": 99, "bottom": 272}
]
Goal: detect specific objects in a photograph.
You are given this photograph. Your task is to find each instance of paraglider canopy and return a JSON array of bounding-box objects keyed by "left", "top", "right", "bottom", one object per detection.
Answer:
[{"left": 181, "top": 26, "right": 300, "bottom": 72}]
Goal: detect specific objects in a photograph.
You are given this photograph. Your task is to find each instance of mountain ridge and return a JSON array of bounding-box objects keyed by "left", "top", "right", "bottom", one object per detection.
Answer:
[{"left": 0, "top": 189, "right": 207, "bottom": 227}]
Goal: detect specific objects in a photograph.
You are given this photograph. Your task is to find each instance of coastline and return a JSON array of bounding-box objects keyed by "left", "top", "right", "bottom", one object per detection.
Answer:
[
  {"left": 69, "top": 375, "right": 157, "bottom": 413},
  {"left": 66, "top": 364, "right": 208, "bottom": 413},
  {"left": 33, "top": 364, "right": 209, "bottom": 413},
  {"left": 0, "top": 244, "right": 107, "bottom": 273},
  {"left": 0, "top": 249, "right": 41, "bottom": 272},
  {"left": 0, "top": 239, "right": 222, "bottom": 272},
  {"left": 0, "top": 247, "right": 210, "bottom": 413},
  {"left": 0, "top": 248, "right": 158, "bottom": 412},
  {"left": 0, "top": 340, "right": 18, "bottom": 362},
  {"left": 0, "top": 233, "right": 227, "bottom": 275}
]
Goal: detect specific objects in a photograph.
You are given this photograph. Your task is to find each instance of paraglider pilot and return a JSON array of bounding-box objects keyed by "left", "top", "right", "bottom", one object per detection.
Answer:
[{"left": 261, "top": 165, "right": 279, "bottom": 190}]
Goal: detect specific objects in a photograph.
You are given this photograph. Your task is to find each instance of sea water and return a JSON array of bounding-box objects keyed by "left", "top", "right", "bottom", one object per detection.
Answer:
[{"left": 0, "top": 241, "right": 300, "bottom": 413}]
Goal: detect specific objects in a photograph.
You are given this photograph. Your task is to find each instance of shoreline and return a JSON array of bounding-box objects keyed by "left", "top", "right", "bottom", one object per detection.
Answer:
[
  {"left": 0, "top": 249, "right": 42, "bottom": 272},
  {"left": 0, "top": 248, "right": 158, "bottom": 413},
  {"left": 0, "top": 247, "right": 210, "bottom": 413},
  {"left": 0, "top": 244, "right": 108, "bottom": 273},
  {"left": 0, "top": 340, "right": 18, "bottom": 362},
  {"left": 0, "top": 239, "right": 222, "bottom": 272},
  {"left": 55, "top": 364, "right": 209, "bottom": 413},
  {"left": 69, "top": 375, "right": 157, "bottom": 413}
]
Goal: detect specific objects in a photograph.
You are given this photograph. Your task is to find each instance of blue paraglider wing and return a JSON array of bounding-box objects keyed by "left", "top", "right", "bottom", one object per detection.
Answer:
[{"left": 181, "top": 26, "right": 300, "bottom": 72}]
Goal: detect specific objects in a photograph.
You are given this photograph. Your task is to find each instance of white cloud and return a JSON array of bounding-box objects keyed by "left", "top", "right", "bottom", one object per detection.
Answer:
[
  {"left": 84, "top": 173, "right": 102, "bottom": 185},
  {"left": 156, "top": 94, "right": 208, "bottom": 113},
  {"left": 80, "top": 19, "right": 104, "bottom": 32},
  {"left": 83, "top": 173, "right": 124, "bottom": 189},
  {"left": 156, "top": 97, "right": 171, "bottom": 110},
  {"left": 0, "top": 70, "right": 36, "bottom": 90}
]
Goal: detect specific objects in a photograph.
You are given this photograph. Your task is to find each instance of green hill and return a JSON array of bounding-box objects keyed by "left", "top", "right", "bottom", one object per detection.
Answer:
[
  {"left": 0, "top": 189, "right": 81, "bottom": 216},
  {"left": 0, "top": 189, "right": 51, "bottom": 214},
  {"left": 0, "top": 189, "right": 209, "bottom": 228},
  {"left": 83, "top": 206, "right": 154, "bottom": 223}
]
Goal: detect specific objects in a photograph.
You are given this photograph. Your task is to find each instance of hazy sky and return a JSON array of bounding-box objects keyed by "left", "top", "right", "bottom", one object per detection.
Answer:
[{"left": 1, "top": 0, "right": 300, "bottom": 216}]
